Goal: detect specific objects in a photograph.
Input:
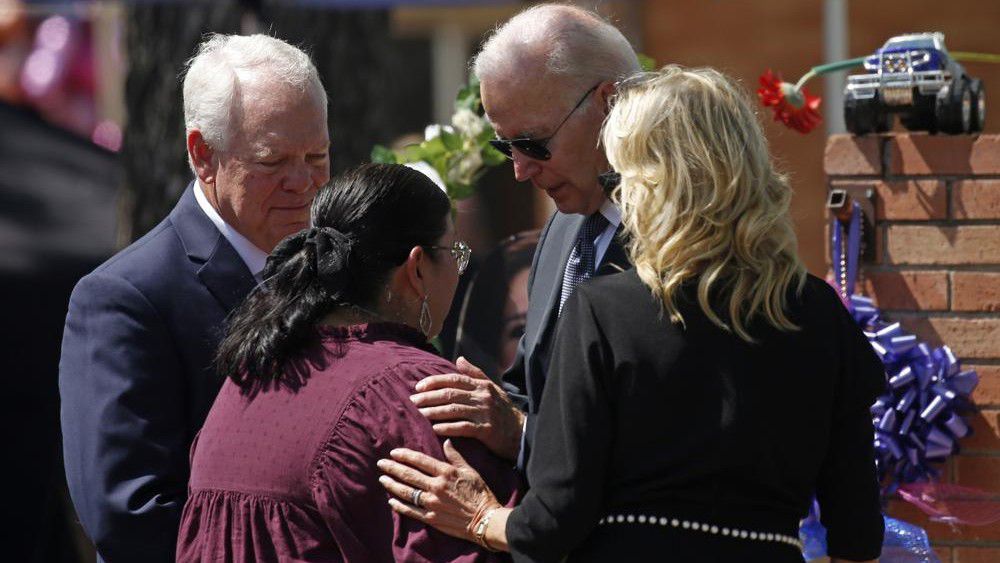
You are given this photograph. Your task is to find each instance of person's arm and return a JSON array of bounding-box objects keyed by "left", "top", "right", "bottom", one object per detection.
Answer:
[
  {"left": 816, "top": 297, "right": 887, "bottom": 562},
  {"left": 59, "top": 273, "right": 187, "bottom": 562},
  {"left": 503, "top": 286, "right": 615, "bottom": 561}
]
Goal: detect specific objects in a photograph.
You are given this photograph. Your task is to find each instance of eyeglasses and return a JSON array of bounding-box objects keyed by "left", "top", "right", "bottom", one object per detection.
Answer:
[
  {"left": 423, "top": 241, "right": 472, "bottom": 275},
  {"left": 488, "top": 82, "right": 601, "bottom": 161}
]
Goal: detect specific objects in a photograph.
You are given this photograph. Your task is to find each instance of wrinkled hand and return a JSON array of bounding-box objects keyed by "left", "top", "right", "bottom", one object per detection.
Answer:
[
  {"left": 377, "top": 440, "right": 502, "bottom": 542},
  {"left": 412, "top": 357, "right": 525, "bottom": 461}
]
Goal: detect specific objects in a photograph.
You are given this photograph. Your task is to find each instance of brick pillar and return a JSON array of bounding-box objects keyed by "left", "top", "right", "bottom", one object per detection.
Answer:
[{"left": 825, "top": 133, "right": 1000, "bottom": 562}]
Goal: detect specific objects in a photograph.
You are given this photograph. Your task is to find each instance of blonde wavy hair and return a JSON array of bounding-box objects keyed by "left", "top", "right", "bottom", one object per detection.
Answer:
[{"left": 602, "top": 66, "right": 806, "bottom": 341}]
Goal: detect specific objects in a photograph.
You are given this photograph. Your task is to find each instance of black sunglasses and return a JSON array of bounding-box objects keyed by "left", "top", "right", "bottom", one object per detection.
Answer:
[{"left": 488, "top": 82, "right": 601, "bottom": 161}]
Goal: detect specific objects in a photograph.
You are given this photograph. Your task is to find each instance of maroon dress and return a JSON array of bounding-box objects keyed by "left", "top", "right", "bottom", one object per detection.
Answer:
[{"left": 177, "top": 323, "right": 521, "bottom": 562}]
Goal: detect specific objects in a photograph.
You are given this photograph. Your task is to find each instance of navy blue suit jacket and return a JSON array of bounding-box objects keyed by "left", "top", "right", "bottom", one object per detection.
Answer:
[{"left": 59, "top": 183, "right": 256, "bottom": 562}]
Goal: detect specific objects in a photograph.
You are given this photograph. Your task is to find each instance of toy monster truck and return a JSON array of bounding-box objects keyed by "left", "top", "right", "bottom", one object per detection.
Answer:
[{"left": 844, "top": 32, "right": 985, "bottom": 134}]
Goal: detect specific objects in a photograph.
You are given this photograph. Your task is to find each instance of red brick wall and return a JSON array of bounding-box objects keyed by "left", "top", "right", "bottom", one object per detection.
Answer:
[
  {"left": 826, "top": 133, "right": 1000, "bottom": 562},
  {"left": 641, "top": 0, "right": 1000, "bottom": 280}
]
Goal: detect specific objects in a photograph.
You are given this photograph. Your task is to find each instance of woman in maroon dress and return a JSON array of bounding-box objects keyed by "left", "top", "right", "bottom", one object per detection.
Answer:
[{"left": 177, "top": 164, "right": 522, "bottom": 562}]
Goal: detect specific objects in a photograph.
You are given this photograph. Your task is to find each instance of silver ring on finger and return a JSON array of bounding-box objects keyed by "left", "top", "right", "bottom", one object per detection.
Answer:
[{"left": 411, "top": 488, "right": 423, "bottom": 508}]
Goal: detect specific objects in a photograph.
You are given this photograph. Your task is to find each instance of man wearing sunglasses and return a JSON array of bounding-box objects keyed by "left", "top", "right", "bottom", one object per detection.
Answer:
[{"left": 410, "top": 4, "right": 641, "bottom": 472}]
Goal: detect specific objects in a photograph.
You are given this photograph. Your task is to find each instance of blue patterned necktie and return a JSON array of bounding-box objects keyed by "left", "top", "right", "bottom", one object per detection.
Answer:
[{"left": 559, "top": 212, "right": 610, "bottom": 314}]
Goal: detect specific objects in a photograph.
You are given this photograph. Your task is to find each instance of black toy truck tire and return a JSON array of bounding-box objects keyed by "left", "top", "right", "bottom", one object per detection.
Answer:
[
  {"left": 936, "top": 76, "right": 972, "bottom": 134},
  {"left": 845, "top": 96, "right": 870, "bottom": 134},
  {"left": 969, "top": 78, "right": 986, "bottom": 133},
  {"left": 845, "top": 94, "right": 891, "bottom": 135}
]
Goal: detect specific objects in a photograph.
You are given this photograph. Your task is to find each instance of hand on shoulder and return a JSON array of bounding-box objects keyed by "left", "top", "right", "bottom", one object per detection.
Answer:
[{"left": 411, "top": 357, "right": 525, "bottom": 461}]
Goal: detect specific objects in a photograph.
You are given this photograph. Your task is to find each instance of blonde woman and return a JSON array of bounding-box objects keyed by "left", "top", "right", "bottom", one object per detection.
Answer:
[{"left": 378, "top": 67, "right": 885, "bottom": 562}]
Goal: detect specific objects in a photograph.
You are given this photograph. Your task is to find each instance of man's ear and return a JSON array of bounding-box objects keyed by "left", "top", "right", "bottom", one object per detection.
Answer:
[
  {"left": 187, "top": 130, "right": 218, "bottom": 185},
  {"left": 403, "top": 245, "right": 428, "bottom": 297}
]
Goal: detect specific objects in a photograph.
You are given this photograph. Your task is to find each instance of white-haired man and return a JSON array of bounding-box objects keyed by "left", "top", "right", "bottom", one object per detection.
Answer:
[
  {"left": 59, "top": 34, "right": 330, "bottom": 562},
  {"left": 411, "top": 4, "right": 640, "bottom": 471}
]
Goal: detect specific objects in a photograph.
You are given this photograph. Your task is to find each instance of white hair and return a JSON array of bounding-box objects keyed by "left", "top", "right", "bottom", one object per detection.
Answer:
[
  {"left": 473, "top": 3, "right": 640, "bottom": 99},
  {"left": 182, "top": 33, "right": 327, "bottom": 152}
]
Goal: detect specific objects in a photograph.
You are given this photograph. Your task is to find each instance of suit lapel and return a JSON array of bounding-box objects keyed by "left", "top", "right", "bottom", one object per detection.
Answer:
[
  {"left": 170, "top": 182, "right": 257, "bottom": 314},
  {"left": 197, "top": 243, "right": 258, "bottom": 314}
]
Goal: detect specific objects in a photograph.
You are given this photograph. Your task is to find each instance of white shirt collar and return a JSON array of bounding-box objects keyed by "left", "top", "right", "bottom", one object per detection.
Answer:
[
  {"left": 598, "top": 197, "right": 622, "bottom": 228},
  {"left": 193, "top": 181, "right": 269, "bottom": 280}
]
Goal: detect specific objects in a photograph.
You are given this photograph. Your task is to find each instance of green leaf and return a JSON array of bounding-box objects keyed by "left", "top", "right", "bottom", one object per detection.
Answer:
[
  {"left": 400, "top": 143, "right": 426, "bottom": 163},
  {"left": 456, "top": 73, "right": 484, "bottom": 113},
  {"left": 456, "top": 85, "right": 479, "bottom": 111},
  {"left": 370, "top": 145, "right": 397, "bottom": 164},
  {"left": 429, "top": 154, "right": 450, "bottom": 182},
  {"left": 418, "top": 136, "right": 448, "bottom": 159},
  {"left": 457, "top": 81, "right": 475, "bottom": 99},
  {"left": 638, "top": 53, "right": 657, "bottom": 72},
  {"left": 440, "top": 129, "right": 463, "bottom": 151}
]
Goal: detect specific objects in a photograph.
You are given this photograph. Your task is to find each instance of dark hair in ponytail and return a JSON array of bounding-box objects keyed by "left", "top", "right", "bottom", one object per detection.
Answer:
[{"left": 216, "top": 163, "right": 451, "bottom": 391}]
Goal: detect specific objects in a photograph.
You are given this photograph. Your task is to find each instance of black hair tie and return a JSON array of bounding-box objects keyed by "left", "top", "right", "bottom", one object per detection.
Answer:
[
  {"left": 262, "top": 226, "right": 354, "bottom": 294},
  {"left": 303, "top": 226, "right": 354, "bottom": 292}
]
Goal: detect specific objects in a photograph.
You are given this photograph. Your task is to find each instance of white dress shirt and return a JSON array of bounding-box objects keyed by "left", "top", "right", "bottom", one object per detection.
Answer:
[{"left": 194, "top": 182, "right": 269, "bottom": 282}]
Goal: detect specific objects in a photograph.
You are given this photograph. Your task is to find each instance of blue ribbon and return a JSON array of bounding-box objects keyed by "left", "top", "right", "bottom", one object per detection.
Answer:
[
  {"left": 850, "top": 294, "right": 979, "bottom": 490},
  {"left": 830, "top": 207, "right": 979, "bottom": 490},
  {"left": 831, "top": 206, "right": 979, "bottom": 491}
]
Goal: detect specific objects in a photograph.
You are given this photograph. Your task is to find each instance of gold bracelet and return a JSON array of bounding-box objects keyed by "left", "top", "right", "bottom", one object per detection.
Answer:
[{"left": 473, "top": 507, "right": 499, "bottom": 552}]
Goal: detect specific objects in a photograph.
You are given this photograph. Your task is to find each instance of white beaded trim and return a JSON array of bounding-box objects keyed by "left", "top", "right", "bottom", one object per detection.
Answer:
[{"left": 597, "top": 513, "right": 803, "bottom": 551}]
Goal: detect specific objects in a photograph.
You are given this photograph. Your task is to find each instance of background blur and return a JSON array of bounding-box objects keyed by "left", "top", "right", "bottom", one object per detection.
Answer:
[{"left": 1, "top": 0, "right": 996, "bottom": 561}]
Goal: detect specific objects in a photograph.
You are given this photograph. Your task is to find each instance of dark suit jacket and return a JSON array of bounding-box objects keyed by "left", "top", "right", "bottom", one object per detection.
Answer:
[
  {"left": 503, "top": 209, "right": 629, "bottom": 470},
  {"left": 59, "top": 183, "right": 257, "bottom": 562}
]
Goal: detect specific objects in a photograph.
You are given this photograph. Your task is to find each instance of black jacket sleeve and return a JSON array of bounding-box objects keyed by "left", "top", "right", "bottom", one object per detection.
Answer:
[
  {"left": 816, "top": 293, "right": 887, "bottom": 561},
  {"left": 505, "top": 286, "right": 614, "bottom": 562}
]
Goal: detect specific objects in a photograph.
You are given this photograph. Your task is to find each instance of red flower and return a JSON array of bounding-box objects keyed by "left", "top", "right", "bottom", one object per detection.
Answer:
[{"left": 757, "top": 69, "right": 822, "bottom": 134}]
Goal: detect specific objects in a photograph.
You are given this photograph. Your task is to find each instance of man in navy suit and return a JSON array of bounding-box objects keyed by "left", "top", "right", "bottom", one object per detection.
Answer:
[
  {"left": 410, "top": 4, "right": 640, "bottom": 472},
  {"left": 59, "top": 34, "right": 330, "bottom": 562}
]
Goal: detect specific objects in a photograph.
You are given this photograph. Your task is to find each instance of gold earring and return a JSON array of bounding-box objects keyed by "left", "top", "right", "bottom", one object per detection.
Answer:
[{"left": 418, "top": 295, "right": 432, "bottom": 336}]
